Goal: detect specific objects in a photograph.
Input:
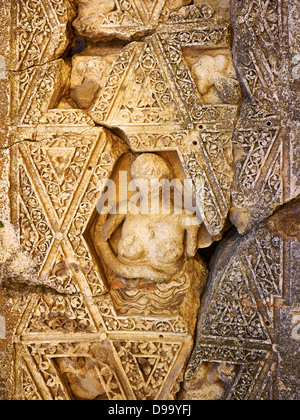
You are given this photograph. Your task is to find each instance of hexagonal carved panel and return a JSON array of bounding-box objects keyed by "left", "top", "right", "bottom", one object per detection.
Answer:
[{"left": 0, "top": 0, "right": 299, "bottom": 401}]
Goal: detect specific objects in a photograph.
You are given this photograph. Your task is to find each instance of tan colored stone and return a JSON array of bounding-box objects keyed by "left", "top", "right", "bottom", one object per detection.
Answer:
[
  {"left": 73, "top": 0, "right": 194, "bottom": 41},
  {"left": 9, "top": 59, "right": 71, "bottom": 127},
  {"left": 0, "top": 223, "right": 36, "bottom": 283},
  {"left": 87, "top": 26, "right": 238, "bottom": 238},
  {"left": 8, "top": 0, "right": 76, "bottom": 71},
  {"left": 69, "top": 56, "right": 111, "bottom": 109},
  {"left": 191, "top": 53, "right": 242, "bottom": 104},
  {"left": 92, "top": 153, "right": 208, "bottom": 332},
  {"left": 1, "top": 0, "right": 299, "bottom": 402},
  {"left": 55, "top": 357, "right": 107, "bottom": 400},
  {"left": 194, "top": 0, "right": 231, "bottom": 19}
]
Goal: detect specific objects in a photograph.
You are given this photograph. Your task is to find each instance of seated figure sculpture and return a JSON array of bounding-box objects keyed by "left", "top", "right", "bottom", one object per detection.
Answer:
[{"left": 93, "top": 153, "right": 207, "bottom": 317}]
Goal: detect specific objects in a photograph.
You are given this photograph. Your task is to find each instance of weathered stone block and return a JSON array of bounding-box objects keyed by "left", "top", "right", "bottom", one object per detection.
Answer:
[{"left": 0, "top": 0, "right": 299, "bottom": 401}]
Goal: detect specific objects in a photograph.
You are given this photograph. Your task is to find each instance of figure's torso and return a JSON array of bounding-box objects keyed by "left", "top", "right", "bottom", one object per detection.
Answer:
[{"left": 117, "top": 214, "right": 185, "bottom": 270}]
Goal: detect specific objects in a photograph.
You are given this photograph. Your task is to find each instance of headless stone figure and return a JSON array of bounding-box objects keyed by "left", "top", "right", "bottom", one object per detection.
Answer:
[{"left": 94, "top": 153, "right": 206, "bottom": 316}]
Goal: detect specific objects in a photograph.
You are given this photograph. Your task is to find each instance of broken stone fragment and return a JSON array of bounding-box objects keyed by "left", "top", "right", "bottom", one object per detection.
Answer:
[
  {"left": 8, "top": 0, "right": 76, "bottom": 71},
  {"left": 70, "top": 78, "right": 100, "bottom": 109},
  {"left": 69, "top": 56, "right": 111, "bottom": 109},
  {"left": 191, "top": 54, "right": 242, "bottom": 105},
  {"left": 184, "top": 198, "right": 300, "bottom": 400},
  {"left": 0, "top": 222, "right": 37, "bottom": 284},
  {"left": 9, "top": 59, "right": 71, "bottom": 126},
  {"left": 72, "top": 0, "right": 194, "bottom": 42}
]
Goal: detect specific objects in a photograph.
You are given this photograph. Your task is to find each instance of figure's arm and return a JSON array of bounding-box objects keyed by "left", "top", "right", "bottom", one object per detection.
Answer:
[
  {"left": 100, "top": 212, "right": 127, "bottom": 242},
  {"left": 186, "top": 227, "right": 199, "bottom": 258},
  {"left": 94, "top": 211, "right": 171, "bottom": 283},
  {"left": 97, "top": 241, "right": 171, "bottom": 283},
  {"left": 182, "top": 216, "right": 199, "bottom": 258}
]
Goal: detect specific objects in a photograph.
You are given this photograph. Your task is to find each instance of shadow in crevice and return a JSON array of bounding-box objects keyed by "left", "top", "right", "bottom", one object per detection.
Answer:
[
  {"left": 197, "top": 225, "right": 239, "bottom": 269},
  {"left": 67, "top": 36, "right": 87, "bottom": 58}
]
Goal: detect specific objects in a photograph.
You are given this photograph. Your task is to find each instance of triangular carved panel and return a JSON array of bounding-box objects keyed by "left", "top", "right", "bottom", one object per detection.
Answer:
[
  {"left": 201, "top": 260, "right": 270, "bottom": 343},
  {"left": 29, "top": 136, "right": 94, "bottom": 222},
  {"left": 113, "top": 341, "right": 183, "bottom": 400}
]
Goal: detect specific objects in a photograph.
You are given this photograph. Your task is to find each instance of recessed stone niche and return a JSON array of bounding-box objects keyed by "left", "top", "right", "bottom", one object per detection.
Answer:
[{"left": 0, "top": 0, "right": 299, "bottom": 400}]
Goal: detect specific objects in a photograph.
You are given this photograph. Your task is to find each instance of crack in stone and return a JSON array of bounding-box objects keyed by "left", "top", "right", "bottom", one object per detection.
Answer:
[
  {"left": 0, "top": 120, "right": 131, "bottom": 152},
  {"left": 0, "top": 272, "right": 109, "bottom": 300},
  {"left": 0, "top": 125, "right": 99, "bottom": 150},
  {"left": 5, "top": 57, "right": 69, "bottom": 74}
]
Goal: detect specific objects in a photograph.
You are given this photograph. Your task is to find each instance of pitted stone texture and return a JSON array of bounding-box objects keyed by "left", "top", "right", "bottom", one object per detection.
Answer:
[
  {"left": 184, "top": 199, "right": 300, "bottom": 400},
  {"left": 230, "top": 0, "right": 300, "bottom": 233}
]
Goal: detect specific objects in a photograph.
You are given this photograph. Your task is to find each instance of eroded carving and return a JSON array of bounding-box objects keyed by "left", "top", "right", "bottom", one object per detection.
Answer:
[
  {"left": 93, "top": 153, "right": 207, "bottom": 317},
  {"left": 191, "top": 54, "right": 242, "bottom": 105},
  {"left": 230, "top": 0, "right": 300, "bottom": 231},
  {"left": 73, "top": 0, "right": 193, "bottom": 41},
  {"left": 1, "top": 0, "right": 298, "bottom": 402},
  {"left": 184, "top": 199, "right": 300, "bottom": 400}
]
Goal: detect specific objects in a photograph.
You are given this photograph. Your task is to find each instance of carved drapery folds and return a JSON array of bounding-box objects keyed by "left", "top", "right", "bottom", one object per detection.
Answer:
[{"left": 0, "top": 0, "right": 298, "bottom": 401}]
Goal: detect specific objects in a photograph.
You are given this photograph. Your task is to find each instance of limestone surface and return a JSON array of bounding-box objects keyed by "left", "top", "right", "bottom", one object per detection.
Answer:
[{"left": 0, "top": 0, "right": 299, "bottom": 401}]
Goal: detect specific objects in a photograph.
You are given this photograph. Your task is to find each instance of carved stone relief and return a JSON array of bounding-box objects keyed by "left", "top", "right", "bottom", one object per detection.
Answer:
[
  {"left": 230, "top": 0, "right": 300, "bottom": 233},
  {"left": 184, "top": 199, "right": 300, "bottom": 400},
  {"left": 0, "top": 0, "right": 299, "bottom": 401}
]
